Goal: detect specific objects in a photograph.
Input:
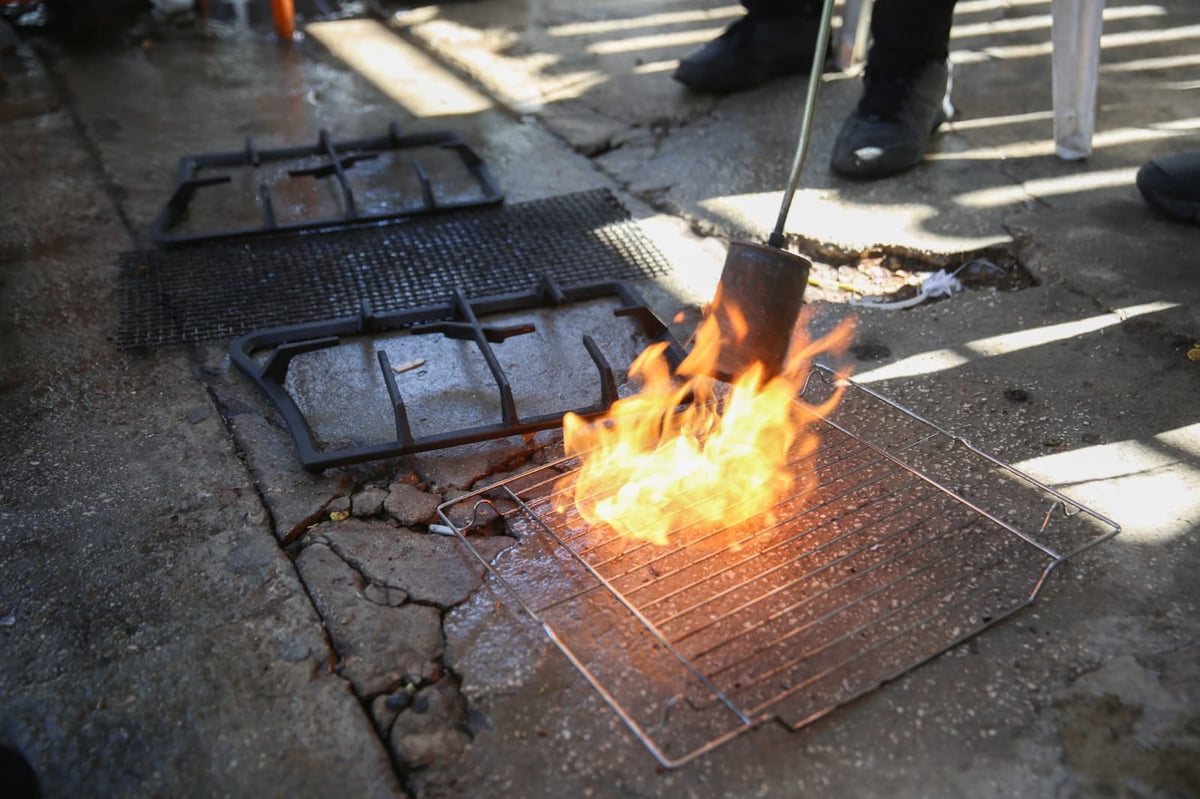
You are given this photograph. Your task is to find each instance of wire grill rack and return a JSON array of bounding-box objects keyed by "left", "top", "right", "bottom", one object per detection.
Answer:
[{"left": 437, "top": 365, "right": 1120, "bottom": 768}]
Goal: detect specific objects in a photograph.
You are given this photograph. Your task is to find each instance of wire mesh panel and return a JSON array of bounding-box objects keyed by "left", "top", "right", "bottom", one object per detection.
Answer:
[
  {"left": 438, "top": 366, "right": 1120, "bottom": 767},
  {"left": 118, "top": 189, "right": 673, "bottom": 348}
]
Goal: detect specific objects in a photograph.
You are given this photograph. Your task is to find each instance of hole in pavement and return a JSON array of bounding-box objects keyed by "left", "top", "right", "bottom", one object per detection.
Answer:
[{"left": 787, "top": 236, "right": 1037, "bottom": 307}]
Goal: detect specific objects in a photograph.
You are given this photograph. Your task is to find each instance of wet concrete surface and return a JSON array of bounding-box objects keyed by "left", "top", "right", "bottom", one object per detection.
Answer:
[{"left": 1, "top": 1, "right": 1198, "bottom": 798}]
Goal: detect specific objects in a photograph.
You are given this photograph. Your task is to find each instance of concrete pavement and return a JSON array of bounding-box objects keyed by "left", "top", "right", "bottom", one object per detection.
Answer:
[{"left": 1, "top": 1, "right": 1197, "bottom": 797}]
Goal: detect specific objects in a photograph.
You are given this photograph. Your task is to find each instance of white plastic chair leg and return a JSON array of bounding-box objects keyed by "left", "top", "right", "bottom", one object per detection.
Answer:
[
  {"left": 836, "top": 0, "right": 875, "bottom": 71},
  {"left": 1052, "top": 0, "right": 1105, "bottom": 160}
]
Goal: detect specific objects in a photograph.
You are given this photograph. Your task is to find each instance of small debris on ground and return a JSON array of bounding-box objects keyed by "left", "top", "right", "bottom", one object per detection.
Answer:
[
  {"left": 792, "top": 239, "right": 1036, "bottom": 307},
  {"left": 392, "top": 358, "right": 426, "bottom": 374}
]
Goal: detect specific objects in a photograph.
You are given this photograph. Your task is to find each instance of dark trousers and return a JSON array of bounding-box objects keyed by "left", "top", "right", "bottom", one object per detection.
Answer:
[{"left": 742, "top": 0, "right": 958, "bottom": 72}]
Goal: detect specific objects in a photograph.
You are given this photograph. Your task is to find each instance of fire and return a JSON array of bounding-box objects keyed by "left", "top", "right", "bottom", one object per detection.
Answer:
[{"left": 558, "top": 294, "right": 855, "bottom": 546}]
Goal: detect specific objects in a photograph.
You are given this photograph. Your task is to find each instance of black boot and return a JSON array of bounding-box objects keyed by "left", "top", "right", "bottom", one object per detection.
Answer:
[
  {"left": 0, "top": 744, "right": 40, "bottom": 799},
  {"left": 673, "top": 12, "right": 827, "bottom": 95},
  {"left": 831, "top": 59, "right": 953, "bottom": 179},
  {"left": 1137, "top": 151, "right": 1200, "bottom": 224}
]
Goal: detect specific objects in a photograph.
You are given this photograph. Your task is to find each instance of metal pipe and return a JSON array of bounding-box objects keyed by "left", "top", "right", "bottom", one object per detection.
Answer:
[{"left": 769, "top": 0, "right": 839, "bottom": 248}]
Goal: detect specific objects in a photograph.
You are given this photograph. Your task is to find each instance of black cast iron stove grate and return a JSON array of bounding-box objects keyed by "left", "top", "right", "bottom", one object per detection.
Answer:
[
  {"left": 118, "top": 189, "right": 674, "bottom": 349},
  {"left": 437, "top": 366, "right": 1120, "bottom": 768},
  {"left": 231, "top": 277, "right": 686, "bottom": 473},
  {"left": 148, "top": 122, "right": 503, "bottom": 246}
]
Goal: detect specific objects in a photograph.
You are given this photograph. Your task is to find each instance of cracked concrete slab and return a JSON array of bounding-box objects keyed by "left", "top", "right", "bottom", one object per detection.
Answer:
[
  {"left": 3, "top": 621, "right": 404, "bottom": 799},
  {"left": 317, "top": 518, "right": 501, "bottom": 608},
  {"left": 296, "top": 541, "right": 444, "bottom": 696}
]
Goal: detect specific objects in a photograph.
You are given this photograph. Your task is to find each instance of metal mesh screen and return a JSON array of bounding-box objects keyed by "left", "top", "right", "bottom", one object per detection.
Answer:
[
  {"left": 118, "top": 189, "right": 673, "bottom": 348},
  {"left": 438, "top": 366, "right": 1120, "bottom": 767}
]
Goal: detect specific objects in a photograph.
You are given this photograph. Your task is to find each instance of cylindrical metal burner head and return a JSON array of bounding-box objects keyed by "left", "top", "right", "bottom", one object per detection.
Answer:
[{"left": 711, "top": 240, "right": 811, "bottom": 381}]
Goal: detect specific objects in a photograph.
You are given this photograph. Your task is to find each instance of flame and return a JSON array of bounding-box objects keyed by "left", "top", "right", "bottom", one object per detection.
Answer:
[{"left": 558, "top": 294, "right": 855, "bottom": 546}]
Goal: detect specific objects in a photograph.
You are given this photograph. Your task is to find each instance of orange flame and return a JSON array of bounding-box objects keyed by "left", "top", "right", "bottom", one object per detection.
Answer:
[{"left": 558, "top": 296, "right": 855, "bottom": 546}]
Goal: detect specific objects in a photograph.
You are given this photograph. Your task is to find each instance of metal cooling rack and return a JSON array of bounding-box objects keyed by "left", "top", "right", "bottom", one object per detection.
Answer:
[{"left": 437, "top": 365, "right": 1121, "bottom": 768}]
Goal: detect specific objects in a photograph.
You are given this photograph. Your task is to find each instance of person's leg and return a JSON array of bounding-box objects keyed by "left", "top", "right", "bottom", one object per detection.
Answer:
[
  {"left": 830, "top": 0, "right": 958, "bottom": 179},
  {"left": 673, "top": 0, "right": 827, "bottom": 95},
  {"left": 742, "top": 0, "right": 803, "bottom": 17},
  {"left": 866, "top": 0, "right": 957, "bottom": 73},
  {"left": 1137, "top": 151, "right": 1200, "bottom": 224}
]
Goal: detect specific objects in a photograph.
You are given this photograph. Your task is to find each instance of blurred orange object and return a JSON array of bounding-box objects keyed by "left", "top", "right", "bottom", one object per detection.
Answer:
[{"left": 270, "top": 0, "right": 293, "bottom": 40}]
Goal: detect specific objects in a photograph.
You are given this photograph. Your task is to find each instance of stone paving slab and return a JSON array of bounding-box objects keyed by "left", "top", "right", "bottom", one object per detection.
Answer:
[
  {"left": 0, "top": 29, "right": 404, "bottom": 798},
  {"left": 3, "top": 622, "right": 405, "bottom": 799}
]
